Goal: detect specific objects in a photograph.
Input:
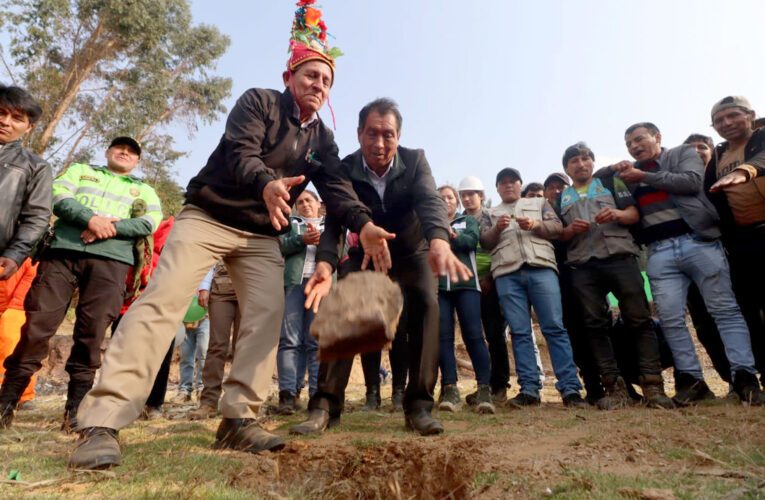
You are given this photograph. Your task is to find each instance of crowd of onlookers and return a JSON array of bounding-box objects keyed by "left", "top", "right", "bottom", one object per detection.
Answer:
[{"left": 1, "top": 83, "right": 764, "bottom": 442}]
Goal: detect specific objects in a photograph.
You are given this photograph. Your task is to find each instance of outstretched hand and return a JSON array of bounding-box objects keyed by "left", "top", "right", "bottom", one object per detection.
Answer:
[
  {"left": 710, "top": 170, "right": 748, "bottom": 193},
  {"left": 263, "top": 175, "right": 306, "bottom": 230},
  {"left": 428, "top": 238, "right": 472, "bottom": 283},
  {"left": 304, "top": 261, "right": 334, "bottom": 313},
  {"left": 359, "top": 222, "right": 396, "bottom": 273}
]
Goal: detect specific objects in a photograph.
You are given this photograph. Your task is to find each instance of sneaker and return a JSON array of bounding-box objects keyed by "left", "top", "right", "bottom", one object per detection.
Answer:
[
  {"left": 474, "top": 385, "right": 496, "bottom": 414},
  {"left": 189, "top": 404, "right": 218, "bottom": 421},
  {"left": 140, "top": 406, "right": 163, "bottom": 420},
  {"left": 17, "top": 400, "right": 36, "bottom": 411},
  {"left": 508, "top": 392, "right": 541, "bottom": 409},
  {"left": 68, "top": 427, "right": 121, "bottom": 470},
  {"left": 562, "top": 393, "right": 589, "bottom": 409},
  {"left": 673, "top": 373, "right": 715, "bottom": 406},
  {"left": 438, "top": 385, "right": 461, "bottom": 412},
  {"left": 596, "top": 376, "right": 631, "bottom": 410}
]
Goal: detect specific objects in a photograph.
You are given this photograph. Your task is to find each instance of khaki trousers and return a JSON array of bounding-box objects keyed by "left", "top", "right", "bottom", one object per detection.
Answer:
[{"left": 78, "top": 205, "right": 284, "bottom": 430}]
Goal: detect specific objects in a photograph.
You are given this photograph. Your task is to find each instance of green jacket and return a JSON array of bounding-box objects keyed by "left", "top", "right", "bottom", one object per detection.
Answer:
[
  {"left": 439, "top": 213, "right": 481, "bottom": 292},
  {"left": 51, "top": 163, "right": 162, "bottom": 265},
  {"left": 281, "top": 215, "right": 347, "bottom": 287}
]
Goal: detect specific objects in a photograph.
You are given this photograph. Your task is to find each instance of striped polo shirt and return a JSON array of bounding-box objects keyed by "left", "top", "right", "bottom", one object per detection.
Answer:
[{"left": 633, "top": 160, "right": 691, "bottom": 244}]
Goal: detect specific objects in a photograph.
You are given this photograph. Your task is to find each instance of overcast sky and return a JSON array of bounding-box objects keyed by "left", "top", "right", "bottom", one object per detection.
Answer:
[{"left": 169, "top": 0, "right": 765, "bottom": 205}]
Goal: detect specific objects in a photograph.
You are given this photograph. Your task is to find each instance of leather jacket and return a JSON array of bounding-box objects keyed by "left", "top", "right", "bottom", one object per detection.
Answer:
[{"left": 0, "top": 140, "right": 52, "bottom": 265}]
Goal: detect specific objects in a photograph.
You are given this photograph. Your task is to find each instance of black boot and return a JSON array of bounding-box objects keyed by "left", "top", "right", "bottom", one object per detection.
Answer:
[
  {"left": 673, "top": 372, "right": 715, "bottom": 406},
  {"left": 275, "top": 390, "right": 296, "bottom": 416},
  {"left": 361, "top": 385, "right": 381, "bottom": 411},
  {"left": 62, "top": 381, "right": 91, "bottom": 433},
  {"left": 733, "top": 370, "right": 765, "bottom": 406},
  {"left": 0, "top": 375, "right": 29, "bottom": 430},
  {"left": 391, "top": 387, "right": 405, "bottom": 412},
  {"left": 0, "top": 403, "right": 14, "bottom": 429}
]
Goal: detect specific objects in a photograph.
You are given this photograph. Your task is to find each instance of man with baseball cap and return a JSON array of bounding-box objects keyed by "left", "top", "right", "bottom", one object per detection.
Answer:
[
  {"left": 597, "top": 121, "right": 763, "bottom": 406},
  {"left": 705, "top": 96, "right": 765, "bottom": 389},
  {"left": 0, "top": 135, "right": 162, "bottom": 432},
  {"left": 479, "top": 167, "right": 586, "bottom": 408}
]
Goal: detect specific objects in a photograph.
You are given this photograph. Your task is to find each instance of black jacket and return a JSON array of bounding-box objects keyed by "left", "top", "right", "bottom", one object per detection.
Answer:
[
  {"left": 318, "top": 147, "right": 450, "bottom": 267},
  {"left": 704, "top": 126, "right": 765, "bottom": 242},
  {"left": 0, "top": 140, "right": 52, "bottom": 266},
  {"left": 186, "top": 88, "right": 370, "bottom": 236}
]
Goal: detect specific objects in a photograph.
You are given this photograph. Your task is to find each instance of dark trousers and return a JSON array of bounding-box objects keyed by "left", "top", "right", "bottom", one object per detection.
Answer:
[
  {"left": 438, "top": 290, "right": 491, "bottom": 386},
  {"left": 559, "top": 267, "right": 603, "bottom": 397},
  {"left": 686, "top": 283, "right": 732, "bottom": 383},
  {"left": 309, "top": 251, "right": 439, "bottom": 417},
  {"left": 727, "top": 231, "right": 765, "bottom": 383},
  {"left": 111, "top": 315, "right": 174, "bottom": 409},
  {"left": 570, "top": 255, "right": 663, "bottom": 380},
  {"left": 199, "top": 294, "right": 240, "bottom": 408},
  {"left": 0, "top": 251, "right": 128, "bottom": 408},
  {"left": 479, "top": 278, "right": 510, "bottom": 391}
]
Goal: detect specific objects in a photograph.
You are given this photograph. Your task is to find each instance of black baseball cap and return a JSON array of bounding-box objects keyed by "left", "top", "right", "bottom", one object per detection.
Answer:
[
  {"left": 109, "top": 136, "right": 142, "bottom": 156},
  {"left": 495, "top": 167, "right": 522, "bottom": 186},
  {"left": 543, "top": 172, "right": 569, "bottom": 188}
]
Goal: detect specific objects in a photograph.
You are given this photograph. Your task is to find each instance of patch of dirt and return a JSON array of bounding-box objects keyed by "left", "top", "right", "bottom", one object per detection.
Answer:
[{"left": 229, "top": 437, "right": 485, "bottom": 499}]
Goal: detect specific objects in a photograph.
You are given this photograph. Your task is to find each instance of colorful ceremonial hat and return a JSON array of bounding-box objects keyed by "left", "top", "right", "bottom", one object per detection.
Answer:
[{"left": 287, "top": 0, "right": 343, "bottom": 73}]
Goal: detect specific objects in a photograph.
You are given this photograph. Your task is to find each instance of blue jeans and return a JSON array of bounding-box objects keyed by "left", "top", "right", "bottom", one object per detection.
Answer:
[
  {"left": 438, "top": 290, "right": 491, "bottom": 386},
  {"left": 647, "top": 234, "right": 756, "bottom": 380},
  {"left": 277, "top": 280, "right": 319, "bottom": 396},
  {"left": 179, "top": 317, "right": 210, "bottom": 394},
  {"left": 495, "top": 267, "right": 582, "bottom": 397}
]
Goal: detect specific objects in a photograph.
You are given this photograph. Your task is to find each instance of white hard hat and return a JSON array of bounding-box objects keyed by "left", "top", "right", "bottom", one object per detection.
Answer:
[{"left": 458, "top": 176, "right": 484, "bottom": 192}]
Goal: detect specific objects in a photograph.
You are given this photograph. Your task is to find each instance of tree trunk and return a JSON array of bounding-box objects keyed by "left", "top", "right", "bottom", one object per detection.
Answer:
[{"left": 32, "top": 22, "right": 119, "bottom": 155}]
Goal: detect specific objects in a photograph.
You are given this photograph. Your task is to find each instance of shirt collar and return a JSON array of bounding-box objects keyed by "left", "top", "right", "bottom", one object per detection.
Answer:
[
  {"left": 293, "top": 102, "right": 318, "bottom": 129},
  {"left": 362, "top": 156, "right": 394, "bottom": 179}
]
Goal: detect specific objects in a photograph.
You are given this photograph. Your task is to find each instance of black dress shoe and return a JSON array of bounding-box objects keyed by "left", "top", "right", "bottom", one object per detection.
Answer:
[
  {"left": 290, "top": 408, "right": 337, "bottom": 435},
  {"left": 213, "top": 418, "right": 284, "bottom": 453},
  {"left": 405, "top": 409, "right": 444, "bottom": 436}
]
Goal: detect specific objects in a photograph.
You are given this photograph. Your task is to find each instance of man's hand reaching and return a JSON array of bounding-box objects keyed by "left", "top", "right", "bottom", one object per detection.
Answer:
[
  {"left": 304, "top": 261, "right": 334, "bottom": 313},
  {"left": 359, "top": 222, "right": 396, "bottom": 273},
  {"left": 428, "top": 238, "right": 472, "bottom": 283},
  {"left": 263, "top": 175, "right": 306, "bottom": 230}
]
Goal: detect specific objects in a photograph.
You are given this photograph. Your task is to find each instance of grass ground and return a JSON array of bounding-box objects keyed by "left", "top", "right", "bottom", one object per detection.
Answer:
[{"left": 1, "top": 380, "right": 764, "bottom": 499}]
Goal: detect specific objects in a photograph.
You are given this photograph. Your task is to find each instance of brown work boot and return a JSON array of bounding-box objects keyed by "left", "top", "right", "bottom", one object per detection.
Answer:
[
  {"left": 68, "top": 427, "right": 121, "bottom": 469},
  {"left": 189, "top": 404, "right": 217, "bottom": 421},
  {"left": 290, "top": 408, "right": 337, "bottom": 435},
  {"left": 596, "top": 376, "right": 631, "bottom": 410},
  {"left": 213, "top": 418, "right": 285, "bottom": 453},
  {"left": 639, "top": 375, "right": 676, "bottom": 409}
]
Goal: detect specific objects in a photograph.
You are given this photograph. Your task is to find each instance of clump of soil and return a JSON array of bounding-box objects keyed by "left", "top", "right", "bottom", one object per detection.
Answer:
[{"left": 229, "top": 437, "right": 485, "bottom": 499}]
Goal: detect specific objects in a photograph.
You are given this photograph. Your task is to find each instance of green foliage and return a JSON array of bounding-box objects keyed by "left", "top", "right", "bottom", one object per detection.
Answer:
[{"left": 0, "top": 0, "right": 232, "bottom": 193}]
